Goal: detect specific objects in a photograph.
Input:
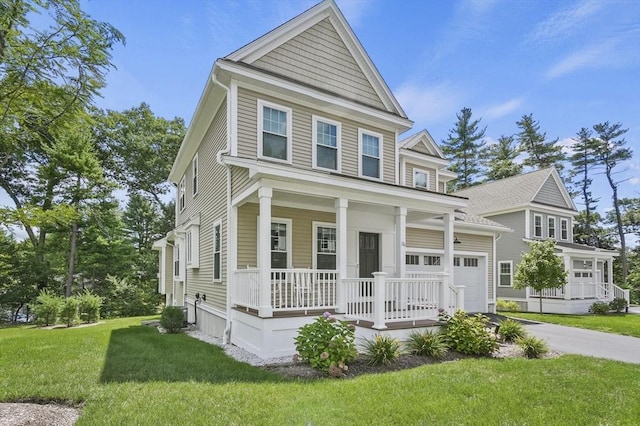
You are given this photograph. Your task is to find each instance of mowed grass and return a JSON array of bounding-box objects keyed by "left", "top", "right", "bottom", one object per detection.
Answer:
[
  {"left": 510, "top": 312, "right": 640, "bottom": 337},
  {"left": 1, "top": 318, "right": 639, "bottom": 425}
]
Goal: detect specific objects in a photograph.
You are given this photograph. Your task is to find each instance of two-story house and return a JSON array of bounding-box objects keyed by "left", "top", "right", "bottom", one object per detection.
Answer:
[
  {"left": 455, "top": 168, "right": 628, "bottom": 314},
  {"left": 153, "top": 0, "right": 509, "bottom": 359}
]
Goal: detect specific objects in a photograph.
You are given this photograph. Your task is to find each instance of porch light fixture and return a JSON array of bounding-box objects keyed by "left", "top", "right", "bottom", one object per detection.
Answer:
[{"left": 454, "top": 236, "right": 461, "bottom": 244}]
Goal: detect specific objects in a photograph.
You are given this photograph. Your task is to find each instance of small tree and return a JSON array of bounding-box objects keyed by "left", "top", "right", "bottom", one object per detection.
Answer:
[{"left": 514, "top": 240, "right": 567, "bottom": 313}]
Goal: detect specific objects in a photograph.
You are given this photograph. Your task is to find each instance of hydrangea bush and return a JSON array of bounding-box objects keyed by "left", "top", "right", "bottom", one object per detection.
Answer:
[{"left": 294, "top": 312, "right": 357, "bottom": 376}]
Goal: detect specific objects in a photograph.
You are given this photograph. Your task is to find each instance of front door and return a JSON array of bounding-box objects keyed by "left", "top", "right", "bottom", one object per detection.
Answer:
[{"left": 359, "top": 232, "right": 379, "bottom": 278}]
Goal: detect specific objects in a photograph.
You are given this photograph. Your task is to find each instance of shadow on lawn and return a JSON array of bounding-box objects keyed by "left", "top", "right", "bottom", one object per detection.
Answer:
[{"left": 99, "top": 325, "right": 282, "bottom": 384}]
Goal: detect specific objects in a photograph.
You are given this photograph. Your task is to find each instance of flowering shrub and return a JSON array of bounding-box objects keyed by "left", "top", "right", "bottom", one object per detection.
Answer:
[
  {"left": 439, "top": 310, "right": 498, "bottom": 356},
  {"left": 294, "top": 312, "right": 357, "bottom": 375},
  {"left": 362, "top": 334, "right": 402, "bottom": 366}
]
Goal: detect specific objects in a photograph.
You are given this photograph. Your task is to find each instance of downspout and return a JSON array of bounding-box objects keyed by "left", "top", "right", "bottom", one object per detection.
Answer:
[{"left": 212, "top": 71, "right": 233, "bottom": 345}]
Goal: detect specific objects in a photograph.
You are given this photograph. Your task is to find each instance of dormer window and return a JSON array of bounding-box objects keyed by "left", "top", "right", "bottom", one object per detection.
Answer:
[
  {"left": 359, "top": 129, "right": 383, "bottom": 180},
  {"left": 413, "top": 169, "right": 429, "bottom": 190},
  {"left": 258, "top": 100, "right": 292, "bottom": 163},
  {"left": 561, "top": 218, "right": 569, "bottom": 240}
]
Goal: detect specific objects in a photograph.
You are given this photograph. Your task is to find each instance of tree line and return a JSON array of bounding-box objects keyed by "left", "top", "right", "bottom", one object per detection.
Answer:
[{"left": 442, "top": 107, "right": 638, "bottom": 298}]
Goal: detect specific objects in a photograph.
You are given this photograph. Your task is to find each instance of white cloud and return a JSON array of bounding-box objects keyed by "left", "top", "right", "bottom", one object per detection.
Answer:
[
  {"left": 630, "top": 177, "right": 640, "bottom": 185},
  {"left": 527, "top": 0, "right": 603, "bottom": 44},
  {"left": 335, "top": 0, "right": 373, "bottom": 28},
  {"left": 558, "top": 137, "right": 577, "bottom": 155},
  {"left": 394, "top": 81, "right": 465, "bottom": 127},
  {"left": 544, "top": 41, "right": 614, "bottom": 79},
  {"left": 483, "top": 97, "right": 524, "bottom": 120}
]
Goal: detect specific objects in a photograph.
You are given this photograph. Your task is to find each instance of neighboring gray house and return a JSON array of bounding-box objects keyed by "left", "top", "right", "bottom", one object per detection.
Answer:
[{"left": 455, "top": 168, "right": 628, "bottom": 314}]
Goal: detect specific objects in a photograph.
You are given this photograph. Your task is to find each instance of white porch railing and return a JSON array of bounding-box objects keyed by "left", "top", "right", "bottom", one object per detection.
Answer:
[
  {"left": 528, "top": 281, "right": 614, "bottom": 300},
  {"left": 612, "top": 284, "right": 631, "bottom": 306},
  {"left": 234, "top": 269, "right": 261, "bottom": 310}
]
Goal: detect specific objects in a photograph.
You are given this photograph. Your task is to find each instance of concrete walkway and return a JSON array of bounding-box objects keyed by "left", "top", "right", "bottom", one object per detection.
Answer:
[{"left": 523, "top": 322, "right": 640, "bottom": 364}]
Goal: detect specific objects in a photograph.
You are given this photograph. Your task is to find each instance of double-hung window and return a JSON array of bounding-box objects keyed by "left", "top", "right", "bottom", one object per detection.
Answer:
[
  {"left": 192, "top": 154, "right": 198, "bottom": 196},
  {"left": 499, "top": 261, "right": 512, "bottom": 287},
  {"left": 548, "top": 217, "right": 556, "bottom": 239},
  {"left": 179, "top": 177, "right": 186, "bottom": 212},
  {"left": 271, "top": 221, "right": 290, "bottom": 269},
  {"left": 413, "top": 169, "right": 429, "bottom": 189},
  {"left": 314, "top": 223, "right": 336, "bottom": 270},
  {"left": 313, "top": 116, "right": 340, "bottom": 171},
  {"left": 359, "top": 129, "right": 382, "bottom": 180},
  {"left": 560, "top": 218, "right": 569, "bottom": 240},
  {"left": 534, "top": 214, "right": 542, "bottom": 238},
  {"left": 213, "top": 220, "right": 221, "bottom": 281},
  {"left": 258, "top": 100, "right": 292, "bottom": 162}
]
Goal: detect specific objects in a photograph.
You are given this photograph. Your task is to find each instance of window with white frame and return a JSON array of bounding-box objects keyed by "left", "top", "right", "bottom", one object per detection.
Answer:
[
  {"left": 179, "top": 176, "right": 186, "bottom": 212},
  {"left": 561, "top": 218, "right": 569, "bottom": 240},
  {"left": 314, "top": 224, "right": 336, "bottom": 270},
  {"left": 359, "top": 129, "right": 382, "bottom": 180},
  {"left": 213, "top": 220, "right": 221, "bottom": 281},
  {"left": 406, "top": 254, "right": 419, "bottom": 265},
  {"left": 548, "top": 217, "right": 556, "bottom": 239},
  {"left": 313, "top": 117, "right": 340, "bottom": 171},
  {"left": 258, "top": 101, "right": 291, "bottom": 162},
  {"left": 453, "top": 257, "right": 460, "bottom": 267},
  {"left": 424, "top": 255, "right": 441, "bottom": 266},
  {"left": 413, "top": 169, "right": 429, "bottom": 189},
  {"left": 271, "top": 221, "right": 289, "bottom": 269},
  {"left": 499, "top": 261, "right": 512, "bottom": 286},
  {"left": 534, "top": 214, "right": 542, "bottom": 238},
  {"left": 186, "top": 231, "right": 192, "bottom": 265},
  {"left": 463, "top": 257, "right": 478, "bottom": 267},
  {"left": 192, "top": 154, "right": 198, "bottom": 196},
  {"left": 173, "top": 244, "right": 180, "bottom": 277}
]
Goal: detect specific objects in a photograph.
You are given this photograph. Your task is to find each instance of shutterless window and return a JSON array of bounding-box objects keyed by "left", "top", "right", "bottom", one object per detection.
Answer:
[
  {"left": 271, "top": 222, "right": 288, "bottom": 269},
  {"left": 192, "top": 154, "right": 198, "bottom": 196},
  {"left": 534, "top": 214, "right": 542, "bottom": 237},
  {"left": 316, "top": 226, "right": 336, "bottom": 270},
  {"left": 453, "top": 257, "right": 460, "bottom": 267},
  {"left": 413, "top": 169, "right": 429, "bottom": 189},
  {"left": 213, "top": 221, "right": 221, "bottom": 281},
  {"left": 561, "top": 218, "right": 568, "bottom": 240},
  {"left": 361, "top": 132, "right": 380, "bottom": 179},
  {"left": 464, "top": 257, "right": 478, "bottom": 267},
  {"left": 173, "top": 245, "right": 180, "bottom": 277},
  {"left": 314, "top": 118, "right": 339, "bottom": 171},
  {"left": 499, "top": 261, "right": 512, "bottom": 286},
  {"left": 406, "top": 255, "right": 419, "bottom": 265},
  {"left": 261, "top": 104, "right": 289, "bottom": 161},
  {"left": 186, "top": 231, "right": 192, "bottom": 264},
  {"left": 179, "top": 177, "right": 186, "bottom": 212},
  {"left": 548, "top": 217, "right": 556, "bottom": 239},
  {"left": 424, "top": 255, "right": 441, "bottom": 266}
]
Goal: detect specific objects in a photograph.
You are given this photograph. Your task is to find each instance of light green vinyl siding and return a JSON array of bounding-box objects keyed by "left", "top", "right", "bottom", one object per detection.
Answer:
[
  {"left": 252, "top": 18, "right": 385, "bottom": 110},
  {"left": 230, "top": 166, "right": 251, "bottom": 198},
  {"left": 406, "top": 228, "right": 443, "bottom": 250}
]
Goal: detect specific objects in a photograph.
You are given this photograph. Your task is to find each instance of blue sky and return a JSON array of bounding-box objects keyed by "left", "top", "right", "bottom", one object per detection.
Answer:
[{"left": 4, "top": 0, "right": 640, "bottom": 241}]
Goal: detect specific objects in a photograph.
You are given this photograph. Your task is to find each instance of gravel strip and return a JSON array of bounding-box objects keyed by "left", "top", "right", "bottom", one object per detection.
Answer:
[{"left": 0, "top": 403, "right": 80, "bottom": 426}]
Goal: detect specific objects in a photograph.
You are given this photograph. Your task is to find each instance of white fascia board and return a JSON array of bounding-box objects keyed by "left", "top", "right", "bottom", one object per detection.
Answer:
[
  {"left": 399, "top": 149, "right": 450, "bottom": 167},
  {"left": 152, "top": 237, "right": 167, "bottom": 250},
  {"left": 410, "top": 219, "right": 512, "bottom": 234},
  {"left": 217, "top": 61, "right": 413, "bottom": 132}
]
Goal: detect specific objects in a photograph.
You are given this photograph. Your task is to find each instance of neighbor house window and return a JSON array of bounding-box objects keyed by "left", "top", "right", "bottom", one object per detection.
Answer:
[
  {"left": 258, "top": 100, "right": 292, "bottom": 162},
  {"left": 424, "top": 255, "right": 441, "bottom": 266},
  {"left": 271, "top": 221, "right": 289, "bottom": 269},
  {"left": 548, "top": 217, "right": 556, "bottom": 239},
  {"left": 192, "top": 154, "right": 199, "bottom": 196},
  {"left": 561, "top": 218, "right": 569, "bottom": 240},
  {"left": 313, "top": 117, "right": 340, "bottom": 171},
  {"left": 406, "top": 255, "right": 419, "bottom": 265},
  {"left": 413, "top": 169, "right": 429, "bottom": 189},
  {"left": 179, "top": 176, "right": 186, "bottom": 212},
  {"left": 534, "top": 214, "right": 542, "bottom": 238},
  {"left": 359, "top": 129, "right": 382, "bottom": 180},
  {"left": 213, "top": 220, "right": 222, "bottom": 281},
  {"left": 499, "top": 261, "right": 513, "bottom": 287},
  {"left": 314, "top": 223, "right": 336, "bottom": 270}
]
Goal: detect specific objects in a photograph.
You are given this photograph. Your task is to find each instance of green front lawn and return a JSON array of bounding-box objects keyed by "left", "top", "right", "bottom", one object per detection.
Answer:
[
  {"left": 1, "top": 318, "right": 639, "bottom": 425},
  {"left": 509, "top": 312, "right": 640, "bottom": 338}
]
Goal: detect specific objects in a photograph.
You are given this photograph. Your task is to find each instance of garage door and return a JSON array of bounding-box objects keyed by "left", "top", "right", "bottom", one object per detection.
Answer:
[{"left": 454, "top": 256, "right": 486, "bottom": 313}]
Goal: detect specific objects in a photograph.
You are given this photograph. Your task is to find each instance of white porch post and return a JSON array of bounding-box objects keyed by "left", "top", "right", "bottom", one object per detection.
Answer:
[
  {"left": 608, "top": 259, "right": 614, "bottom": 286},
  {"left": 372, "top": 272, "right": 387, "bottom": 330},
  {"left": 335, "top": 198, "right": 348, "bottom": 313},
  {"left": 258, "top": 187, "right": 273, "bottom": 317},
  {"left": 563, "top": 255, "right": 571, "bottom": 300},
  {"left": 441, "top": 212, "right": 453, "bottom": 312},
  {"left": 395, "top": 207, "right": 407, "bottom": 311}
]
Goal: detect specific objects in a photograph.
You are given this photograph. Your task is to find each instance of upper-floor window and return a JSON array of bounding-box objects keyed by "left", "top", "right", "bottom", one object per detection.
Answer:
[
  {"left": 192, "top": 154, "right": 199, "bottom": 196},
  {"left": 179, "top": 176, "right": 186, "bottom": 212},
  {"left": 186, "top": 231, "right": 193, "bottom": 265},
  {"left": 314, "top": 223, "right": 336, "bottom": 270},
  {"left": 548, "top": 217, "right": 556, "bottom": 239},
  {"left": 213, "top": 220, "right": 222, "bottom": 281},
  {"left": 499, "top": 261, "right": 513, "bottom": 287},
  {"left": 359, "top": 129, "right": 382, "bottom": 180},
  {"left": 413, "top": 168, "right": 429, "bottom": 190},
  {"left": 534, "top": 214, "right": 542, "bottom": 238},
  {"left": 258, "top": 100, "right": 292, "bottom": 163},
  {"left": 313, "top": 116, "right": 341, "bottom": 172},
  {"left": 561, "top": 218, "right": 569, "bottom": 240}
]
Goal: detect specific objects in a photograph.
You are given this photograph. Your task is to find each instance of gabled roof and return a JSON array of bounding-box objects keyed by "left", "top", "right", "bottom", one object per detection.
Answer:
[
  {"left": 399, "top": 130, "right": 445, "bottom": 159},
  {"left": 225, "top": 0, "right": 406, "bottom": 118},
  {"left": 454, "top": 168, "right": 577, "bottom": 215}
]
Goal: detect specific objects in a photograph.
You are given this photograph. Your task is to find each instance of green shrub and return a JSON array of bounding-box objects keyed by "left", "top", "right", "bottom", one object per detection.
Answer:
[
  {"left": 588, "top": 301, "right": 610, "bottom": 315},
  {"left": 294, "top": 312, "right": 357, "bottom": 375},
  {"left": 60, "top": 296, "right": 80, "bottom": 327},
  {"left": 440, "top": 310, "right": 498, "bottom": 356},
  {"left": 77, "top": 290, "right": 103, "bottom": 323},
  {"left": 496, "top": 299, "right": 520, "bottom": 312},
  {"left": 32, "top": 289, "right": 63, "bottom": 326},
  {"left": 406, "top": 330, "right": 448, "bottom": 359},
  {"left": 362, "top": 335, "right": 402, "bottom": 366},
  {"left": 498, "top": 319, "right": 526, "bottom": 343},
  {"left": 516, "top": 335, "right": 549, "bottom": 359},
  {"left": 609, "top": 298, "right": 628, "bottom": 313},
  {"left": 160, "top": 306, "right": 185, "bottom": 333}
]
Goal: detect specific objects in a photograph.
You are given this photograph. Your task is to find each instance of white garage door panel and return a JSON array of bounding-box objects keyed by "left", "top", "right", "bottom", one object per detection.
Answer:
[{"left": 454, "top": 256, "right": 486, "bottom": 313}]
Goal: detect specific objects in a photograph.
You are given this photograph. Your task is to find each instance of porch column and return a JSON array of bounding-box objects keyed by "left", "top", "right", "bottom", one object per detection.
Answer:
[
  {"left": 258, "top": 187, "right": 273, "bottom": 317},
  {"left": 372, "top": 272, "right": 388, "bottom": 330},
  {"left": 441, "top": 212, "right": 453, "bottom": 311},
  {"left": 608, "top": 259, "right": 614, "bottom": 286},
  {"left": 335, "top": 198, "right": 348, "bottom": 313},
  {"left": 563, "top": 255, "right": 571, "bottom": 300}
]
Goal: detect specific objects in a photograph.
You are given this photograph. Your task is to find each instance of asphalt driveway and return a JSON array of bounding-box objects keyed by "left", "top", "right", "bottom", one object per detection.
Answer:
[{"left": 523, "top": 322, "right": 640, "bottom": 364}]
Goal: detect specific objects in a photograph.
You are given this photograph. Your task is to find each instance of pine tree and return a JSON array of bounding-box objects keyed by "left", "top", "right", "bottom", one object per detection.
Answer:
[
  {"left": 516, "top": 114, "right": 565, "bottom": 174},
  {"left": 441, "top": 107, "right": 486, "bottom": 190},
  {"left": 569, "top": 127, "right": 600, "bottom": 245},
  {"left": 592, "top": 121, "right": 633, "bottom": 283},
  {"left": 481, "top": 135, "right": 523, "bottom": 181}
]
